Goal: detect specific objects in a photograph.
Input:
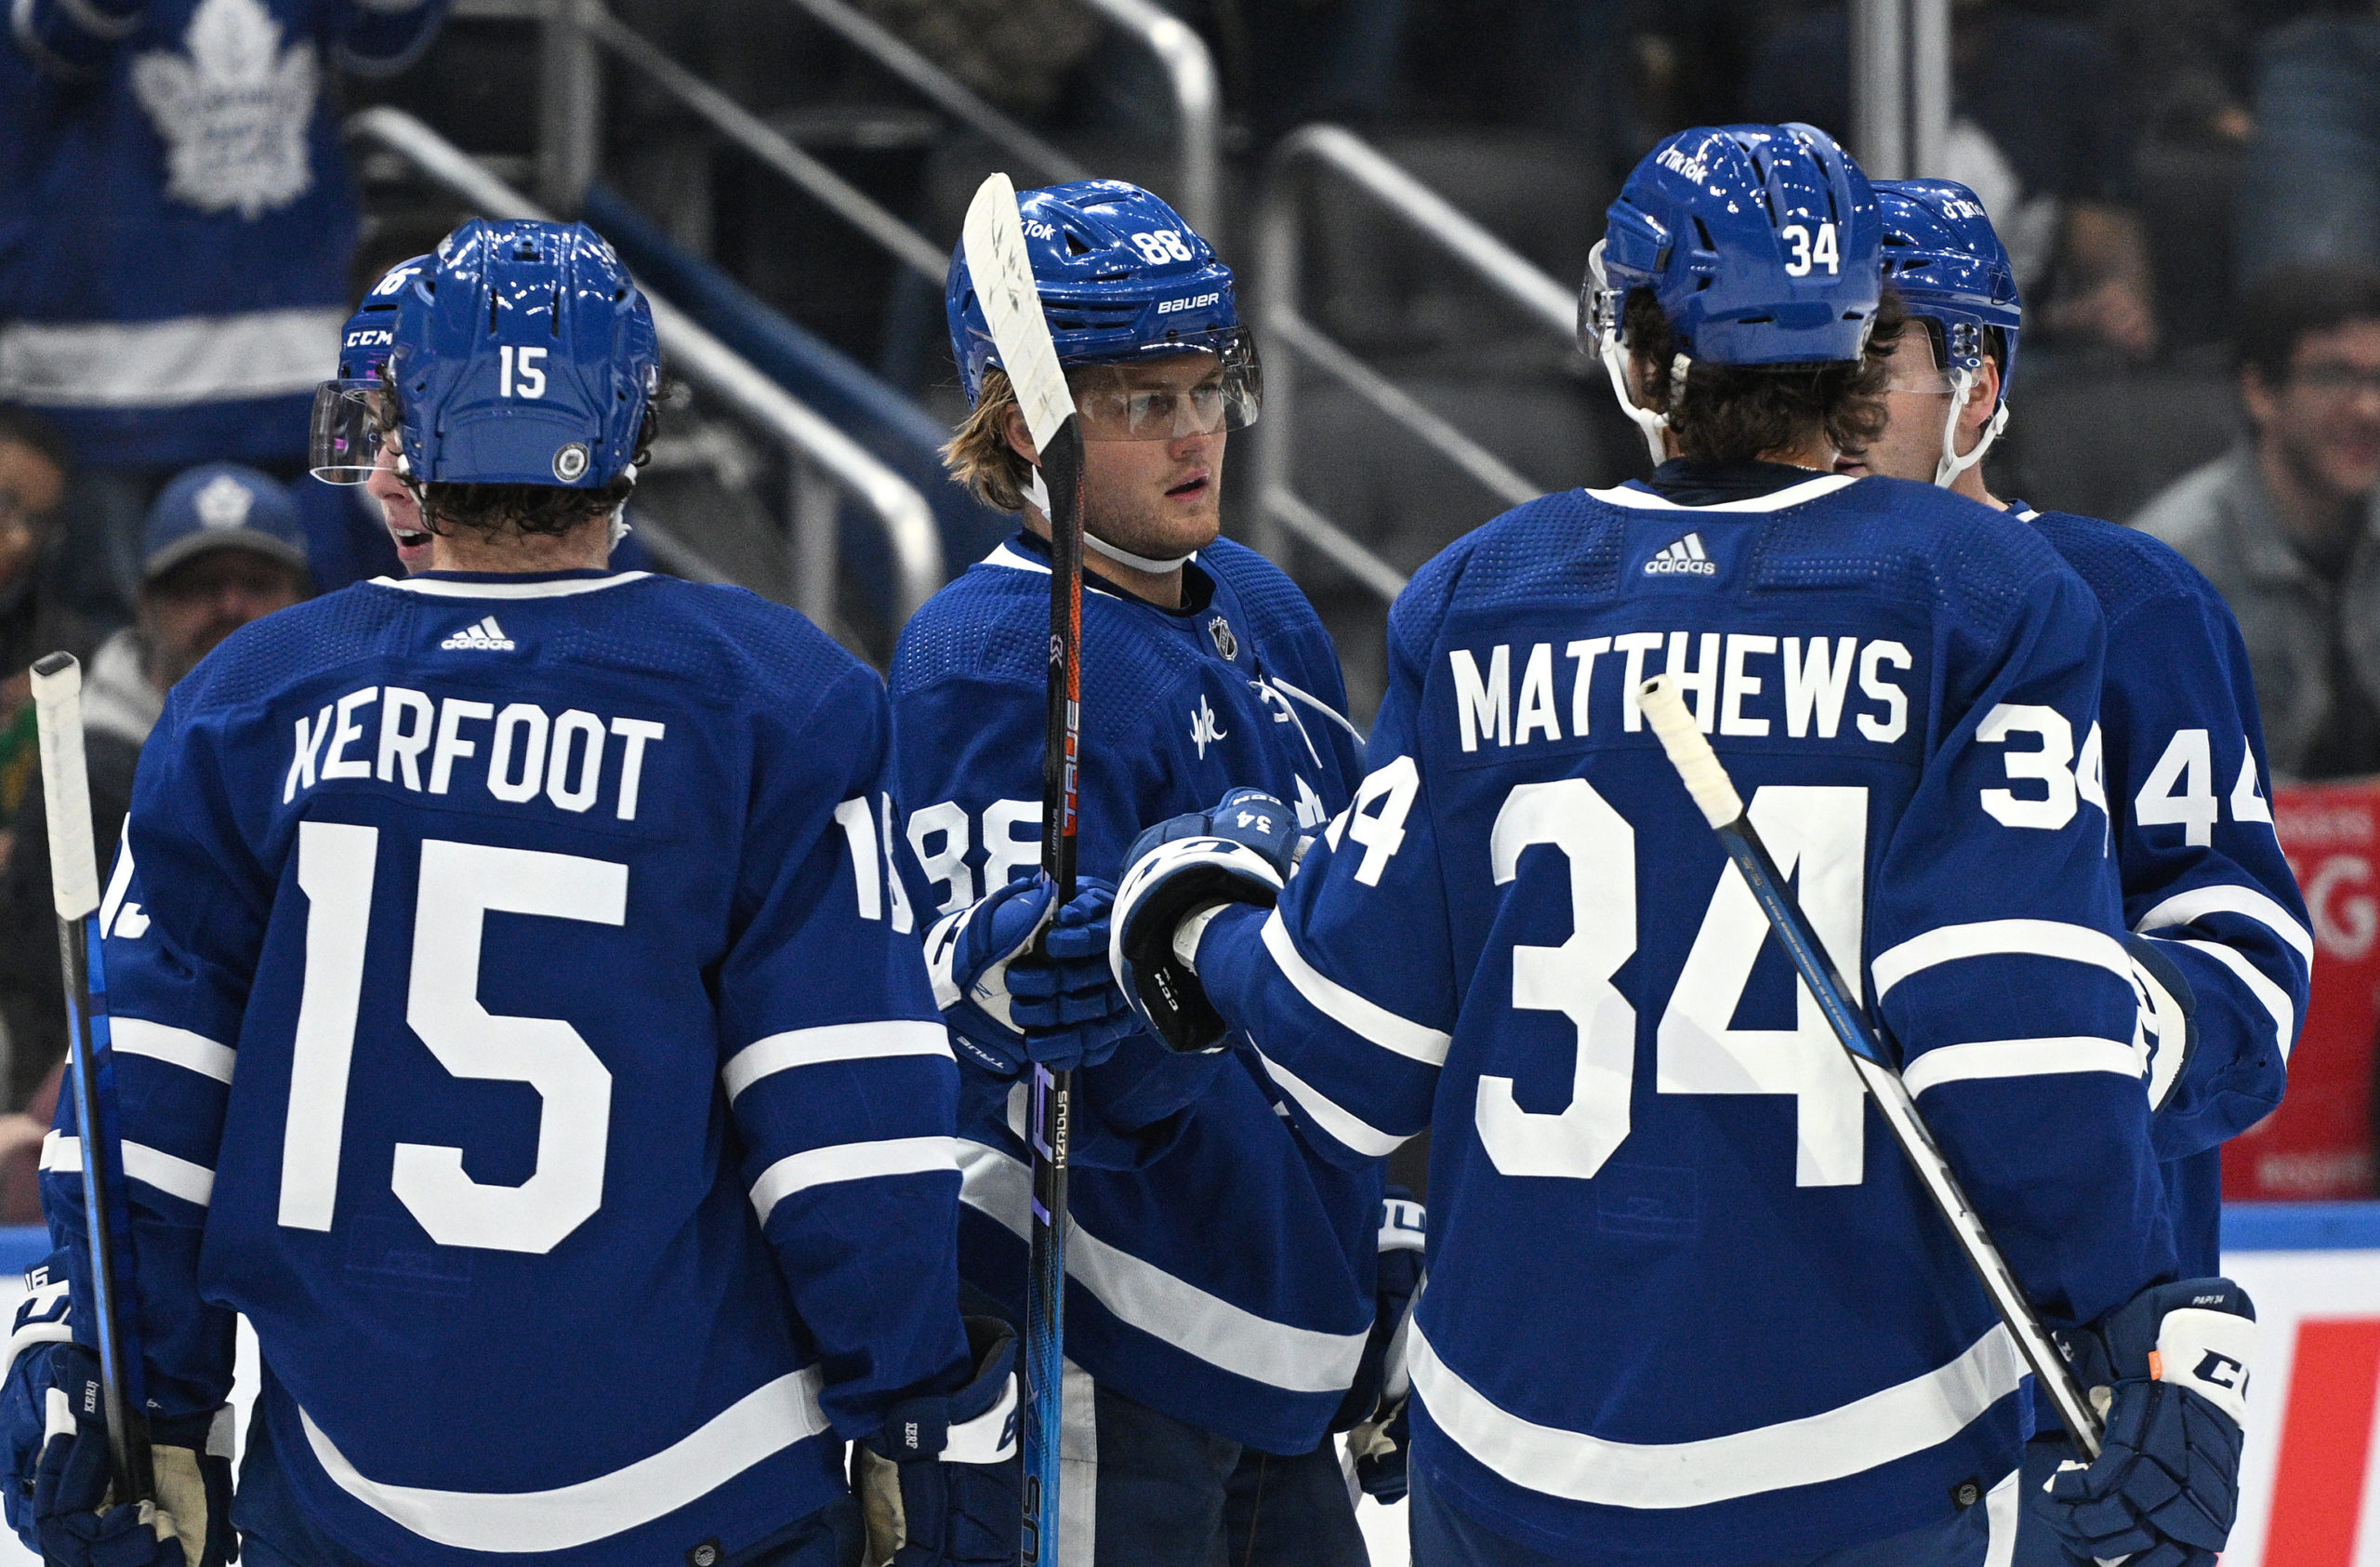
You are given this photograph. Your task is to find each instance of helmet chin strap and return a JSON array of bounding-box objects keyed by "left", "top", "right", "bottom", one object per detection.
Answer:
[
  {"left": 1932, "top": 367, "right": 2011, "bottom": 488},
  {"left": 1600, "top": 334, "right": 1673, "bottom": 467},
  {"left": 1025, "top": 467, "right": 1192, "bottom": 573}
]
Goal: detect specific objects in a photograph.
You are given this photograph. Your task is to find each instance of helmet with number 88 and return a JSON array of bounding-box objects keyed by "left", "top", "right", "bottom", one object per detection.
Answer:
[
  {"left": 382, "top": 219, "right": 659, "bottom": 490},
  {"left": 944, "top": 179, "right": 1260, "bottom": 442},
  {"left": 1581, "top": 123, "right": 1883, "bottom": 461}
]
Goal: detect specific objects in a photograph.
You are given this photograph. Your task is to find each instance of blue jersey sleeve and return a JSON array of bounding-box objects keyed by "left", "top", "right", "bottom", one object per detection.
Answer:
[
  {"left": 1862, "top": 566, "right": 2170, "bottom": 1330},
  {"left": 1194, "top": 558, "right": 1464, "bottom": 1172},
  {"left": 46, "top": 688, "right": 248, "bottom": 1418},
  {"left": 2097, "top": 586, "right": 2307, "bottom": 1162},
  {"left": 720, "top": 665, "right": 972, "bottom": 1437}
]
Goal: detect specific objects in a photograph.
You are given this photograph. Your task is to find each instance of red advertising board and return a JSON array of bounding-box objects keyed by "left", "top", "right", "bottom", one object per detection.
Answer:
[{"left": 2226, "top": 782, "right": 2380, "bottom": 1200}]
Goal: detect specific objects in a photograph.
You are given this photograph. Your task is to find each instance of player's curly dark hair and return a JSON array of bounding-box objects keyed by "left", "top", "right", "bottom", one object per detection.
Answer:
[
  {"left": 379, "top": 380, "right": 659, "bottom": 540},
  {"left": 1623, "top": 287, "right": 1906, "bottom": 465}
]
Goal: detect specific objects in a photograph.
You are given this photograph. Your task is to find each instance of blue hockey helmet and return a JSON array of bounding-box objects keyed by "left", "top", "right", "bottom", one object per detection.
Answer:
[
  {"left": 384, "top": 219, "right": 660, "bottom": 489},
  {"left": 945, "top": 179, "right": 1260, "bottom": 441},
  {"left": 1873, "top": 179, "right": 2023, "bottom": 486},
  {"left": 309, "top": 254, "right": 430, "bottom": 484},
  {"left": 1582, "top": 124, "right": 1883, "bottom": 460}
]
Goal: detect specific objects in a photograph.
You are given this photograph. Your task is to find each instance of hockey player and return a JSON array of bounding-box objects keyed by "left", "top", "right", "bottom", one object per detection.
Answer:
[
  {"left": 898, "top": 179, "right": 1395, "bottom": 1566},
  {"left": 0, "top": 220, "right": 1024, "bottom": 1567},
  {"left": 1843, "top": 179, "right": 2306, "bottom": 1566},
  {"left": 1107, "top": 125, "right": 2257, "bottom": 1567}
]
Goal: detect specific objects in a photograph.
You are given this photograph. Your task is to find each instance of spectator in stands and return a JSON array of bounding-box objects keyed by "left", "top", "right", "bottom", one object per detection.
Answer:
[
  {"left": 0, "top": 405, "right": 97, "bottom": 842},
  {"left": 2238, "top": 9, "right": 2380, "bottom": 286},
  {"left": 1745, "top": 0, "right": 2160, "bottom": 358},
  {"left": 2133, "top": 265, "right": 2380, "bottom": 780},
  {"left": 0, "top": 461, "right": 311, "bottom": 1122},
  {"left": 0, "top": 0, "right": 449, "bottom": 627}
]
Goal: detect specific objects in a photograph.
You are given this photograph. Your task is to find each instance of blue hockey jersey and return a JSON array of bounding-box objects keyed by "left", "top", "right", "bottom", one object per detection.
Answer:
[
  {"left": 1, "top": 0, "right": 447, "bottom": 470},
  {"left": 42, "top": 569, "right": 971, "bottom": 1567},
  {"left": 2015, "top": 504, "right": 2308, "bottom": 1277},
  {"left": 1191, "top": 471, "right": 2178, "bottom": 1565},
  {"left": 889, "top": 530, "right": 1378, "bottom": 1455}
]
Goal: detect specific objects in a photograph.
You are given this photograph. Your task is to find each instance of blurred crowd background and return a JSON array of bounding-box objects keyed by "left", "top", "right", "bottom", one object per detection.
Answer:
[{"left": 7, "top": 0, "right": 2380, "bottom": 1204}]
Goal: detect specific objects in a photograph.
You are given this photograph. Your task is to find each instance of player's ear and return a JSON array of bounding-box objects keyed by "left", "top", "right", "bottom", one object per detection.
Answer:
[
  {"left": 1964, "top": 357, "right": 2002, "bottom": 435},
  {"left": 1000, "top": 403, "right": 1041, "bottom": 468}
]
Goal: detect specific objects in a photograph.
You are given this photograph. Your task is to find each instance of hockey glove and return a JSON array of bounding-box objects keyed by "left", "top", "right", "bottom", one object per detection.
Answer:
[
  {"left": 1111, "top": 788, "right": 1301, "bottom": 1054},
  {"left": 2041, "top": 1278, "right": 2256, "bottom": 1567},
  {"left": 2, "top": 1256, "right": 233, "bottom": 1567},
  {"left": 929, "top": 871, "right": 1132, "bottom": 1077},
  {"left": 1345, "top": 1191, "right": 1425, "bottom": 1504},
  {"left": 854, "top": 1316, "right": 1021, "bottom": 1567}
]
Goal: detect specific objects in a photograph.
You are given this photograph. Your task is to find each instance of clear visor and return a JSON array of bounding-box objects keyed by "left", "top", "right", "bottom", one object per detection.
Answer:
[
  {"left": 309, "top": 380, "right": 394, "bottom": 485},
  {"left": 1578, "top": 239, "right": 1622, "bottom": 352},
  {"left": 1065, "top": 328, "right": 1261, "bottom": 443},
  {"left": 1883, "top": 364, "right": 1961, "bottom": 396}
]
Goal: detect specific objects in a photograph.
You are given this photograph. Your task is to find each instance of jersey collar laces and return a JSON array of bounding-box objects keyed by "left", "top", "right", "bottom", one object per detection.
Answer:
[
  {"left": 1024, "top": 468, "right": 1194, "bottom": 573},
  {"left": 1584, "top": 239, "right": 1674, "bottom": 468}
]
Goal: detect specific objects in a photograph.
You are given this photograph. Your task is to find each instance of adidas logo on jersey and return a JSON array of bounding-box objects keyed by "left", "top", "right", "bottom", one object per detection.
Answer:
[
  {"left": 1645, "top": 533, "right": 1716, "bottom": 577},
  {"left": 441, "top": 615, "right": 515, "bottom": 651}
]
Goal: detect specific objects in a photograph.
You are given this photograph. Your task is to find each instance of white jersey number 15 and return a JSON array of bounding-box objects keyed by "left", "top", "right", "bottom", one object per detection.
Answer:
[{"left": 278, "top": 821, "right": 622, "bottom": 1254}]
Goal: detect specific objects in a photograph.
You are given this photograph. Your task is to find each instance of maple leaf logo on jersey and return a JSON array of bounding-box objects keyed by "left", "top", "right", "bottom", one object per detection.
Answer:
[
  {"left": 441, "top": 616, "right": 515, "bottom": 652},
  {"left": 1190, "top": 696, "right": 1227, "bottom": 759},
  {"left": 132, "top": 0, "right": 319, "bottom": 220}
]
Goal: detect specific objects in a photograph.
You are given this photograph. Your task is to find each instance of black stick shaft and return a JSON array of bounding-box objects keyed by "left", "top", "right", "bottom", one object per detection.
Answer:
[{"left": 1021, "top": 423, "right": 1086, "bottom": 1564}]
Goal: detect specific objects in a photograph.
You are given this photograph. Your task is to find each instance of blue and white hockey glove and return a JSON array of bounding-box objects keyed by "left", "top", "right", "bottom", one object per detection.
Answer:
[
  {"left": 2042, "top": 1278, "right": 2256, "bottom": 1567},
  {"left": 1346, "top": 1191, "right": 1425, "bottom": 1504},
  {"left": 1, "top": 1257, "right": 233, "bottom": 1567},
  {"left": 928, "top": 871, "right": 1133, "bottom": 1077},
  {"left": 1111, "top": 788, "right": 1301, "bottom": 1054},
  {"left": 854, "top": 1316, "right": 1021, "bottom": 1566}
]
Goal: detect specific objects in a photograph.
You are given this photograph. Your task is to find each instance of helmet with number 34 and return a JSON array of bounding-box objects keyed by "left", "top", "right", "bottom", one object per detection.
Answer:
[{"left": 945, "top": 179, "right": 1261, "bottom": 443}]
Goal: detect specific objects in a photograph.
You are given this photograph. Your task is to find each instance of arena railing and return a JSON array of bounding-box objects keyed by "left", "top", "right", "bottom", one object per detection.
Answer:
[
  {"left": 1250, "top": 123, "right": 1580, "bottom": 604},
  {"left": 348, "top": 105, "right": 946, "bottom": 633}
]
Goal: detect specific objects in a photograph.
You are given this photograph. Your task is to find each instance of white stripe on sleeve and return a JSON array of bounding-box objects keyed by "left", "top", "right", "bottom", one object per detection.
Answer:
[
  {"left": 1260, "top": 910, "right": 1451, "bottom": 1066},
  {"left": 2135, "top": 884, "right": 2314, "bottom": 970},
  {"left": 747, "top": 1135, "right": 955, "bottom": 1223},
  {"left": 111, "top": 1017, "right": 235, "bottom": 1085},
  {"left": 1250, "top": 1045, "right": 1410, "bottom": 1158},
  {"left": 41, "top": 1131, "right": 214, "bottom": 1207},
  {"left": 722, "top": 1021, "right": 950, "bottom": 1101},
  {"left": 1871, "top": 920, "right": 2130, "bottom": 1001},
  {"left": 2173, "top": 936, "right": 2299, "bottom": 1061},
  {"left": 1899, "top": 1037, "right": 2144, "bottom": 1099}
]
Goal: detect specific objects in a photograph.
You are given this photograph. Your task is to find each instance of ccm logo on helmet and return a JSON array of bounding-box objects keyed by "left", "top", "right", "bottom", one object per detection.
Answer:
[{"left": 1157, "top": 293, "right": 1222, "bottom": 316}]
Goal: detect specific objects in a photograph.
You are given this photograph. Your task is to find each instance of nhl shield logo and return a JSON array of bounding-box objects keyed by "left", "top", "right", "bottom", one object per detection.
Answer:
[
  {"left": 1207, "top": 616, "right": 1238, "bottom": 661},
  {"left": 553, "top": 444, "right": 590, "bottom": 482}
]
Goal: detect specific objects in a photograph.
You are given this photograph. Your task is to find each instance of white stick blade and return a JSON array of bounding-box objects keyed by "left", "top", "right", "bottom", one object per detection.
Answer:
[
  {"left": 961, "top": 172, "right": 1076, "bottom": 454},
  {"left": 30, "top": 654, "right": 100, "bottom": 921},
  {"left": 1640, "top": 674, "right": 1745, "bottom": 828}
]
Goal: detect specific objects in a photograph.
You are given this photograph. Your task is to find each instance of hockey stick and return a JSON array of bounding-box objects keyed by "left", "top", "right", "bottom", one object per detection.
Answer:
[
  {"left": 1638, "top": 673, "right": 2104, "bottom": 1460},
  {"left": 29, "top": 652, "right": 155, "bottom": 1504},
  {"left": 961, "top": 171, "right": 1086, "bottom": 1565}
]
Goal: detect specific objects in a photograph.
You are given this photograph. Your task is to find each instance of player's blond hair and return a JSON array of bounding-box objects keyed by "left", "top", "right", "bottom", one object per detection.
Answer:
[{"left": 943, "top": 366, "right": 1035, "bottom": 512}]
